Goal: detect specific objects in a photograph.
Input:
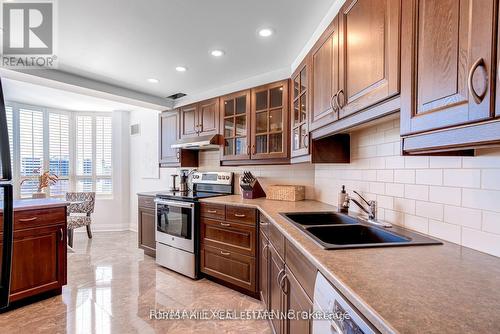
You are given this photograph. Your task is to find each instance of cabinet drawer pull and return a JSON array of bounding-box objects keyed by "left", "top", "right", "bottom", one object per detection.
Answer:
[
  {"left": 220, "top": 251, "right": 231, "bottom": 256},
  {"left": 18, "top": 217, "right": 38, "bottom": 222},
  {"left": 220, "top": 222, "right": 231, "bottom": 227},
  {"left": 234, "top": 213, "right": 246, "bottom": 218},
  {"left": 468, "top": 57, "right": 487, "bottom": 104},
  {"left": 207, "top": 210, "right": 218, "bottom": 214}
]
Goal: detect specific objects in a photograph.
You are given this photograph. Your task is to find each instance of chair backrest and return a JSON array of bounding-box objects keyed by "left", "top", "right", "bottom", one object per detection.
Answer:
[{"left": 65, "top": 192, "right": 96, "bottom": 214}]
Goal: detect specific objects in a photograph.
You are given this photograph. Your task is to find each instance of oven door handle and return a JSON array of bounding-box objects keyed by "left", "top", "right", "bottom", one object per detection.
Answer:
[{"left": 154, "top": 199, "right": 195, "bottom": 208}]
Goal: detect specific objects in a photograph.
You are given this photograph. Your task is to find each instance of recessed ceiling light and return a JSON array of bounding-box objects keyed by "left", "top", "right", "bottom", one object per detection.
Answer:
[
  {"left": 175, "top": 66, "right": 187, "bottom": 72},
  {"left": 147, "top": 78, "right": 159, "bottom": 83},
  {"left": 258, "top": 28, "right": 274, "bottom": 37},
  {"left": 211, "top": 49, "right": 225, "bottom": 57}
]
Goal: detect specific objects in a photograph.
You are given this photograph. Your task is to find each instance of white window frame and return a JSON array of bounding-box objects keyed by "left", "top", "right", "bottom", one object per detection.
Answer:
[{"left": 6, "top": 102, "right": 113, "bottom": 199}]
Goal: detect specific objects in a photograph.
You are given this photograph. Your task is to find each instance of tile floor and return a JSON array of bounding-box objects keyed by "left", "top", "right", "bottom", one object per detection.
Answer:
[{"left": 0, "top": 231, "right": 271, "bottom": 334}]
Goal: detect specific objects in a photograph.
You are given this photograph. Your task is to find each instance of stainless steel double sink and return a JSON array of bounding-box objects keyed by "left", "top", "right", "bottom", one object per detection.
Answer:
[{"left": 280, "top": 212, "right": 442, "bottom": 250}]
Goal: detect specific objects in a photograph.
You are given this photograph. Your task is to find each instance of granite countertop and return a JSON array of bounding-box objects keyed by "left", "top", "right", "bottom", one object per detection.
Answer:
[
  {"left": 0, "top": 198, "right": 69, "bottom": 212},
  {"left": 137, "top": 191, "right": 166, "bottom": 197},
  {"left": 200, "top": 195, "right": 500, "bottom": 334}
]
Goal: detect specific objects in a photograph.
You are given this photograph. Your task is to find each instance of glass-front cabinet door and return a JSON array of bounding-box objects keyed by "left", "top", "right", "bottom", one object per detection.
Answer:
[
  {"left": 291, "top": 60, "right": 310, "bottom": 158},
  {"left": 251, "top": 80, "right": 289, "bottom": 160},
  {"left": 220, "top": 90, "right": 251, "bottom": 161}
]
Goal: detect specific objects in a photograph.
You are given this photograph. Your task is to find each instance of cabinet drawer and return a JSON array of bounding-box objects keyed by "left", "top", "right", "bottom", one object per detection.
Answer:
[
  {"left": 14, "top": 207, "right": 66, "bottom": 231},
  {"left": 201, "top": 218, "right": 256, "bottom": 257},
  {"left": 201, "top": 244, "right": 256, "bottom": 292},
  {"left": 226, "top": 206, "right": 256, "bottom": 225},
  {"left": 285, "top": 239, "right": 317, "bottom": 300},
  {"left": 138, "top": 195, "right": 156, "bottom": 209},
  {"left": 259, "top": 212, "right": 271, "bottom": 237},
  {"left": 200, "top": 203, "right": 225, "bottom": 220},
  {"left": 269, "top": 223, "right": 285, "bottom": 260}
]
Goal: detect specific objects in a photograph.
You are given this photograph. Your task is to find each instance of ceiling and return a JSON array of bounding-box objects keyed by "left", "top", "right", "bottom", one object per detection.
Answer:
[{"left": 57, "top": 0, "right": 335, "bottom": 100}]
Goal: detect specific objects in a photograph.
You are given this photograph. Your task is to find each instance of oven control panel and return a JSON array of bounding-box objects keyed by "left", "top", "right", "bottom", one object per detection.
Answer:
[{"left": 192, "top": 172, "right": 233, "bottom": 185}]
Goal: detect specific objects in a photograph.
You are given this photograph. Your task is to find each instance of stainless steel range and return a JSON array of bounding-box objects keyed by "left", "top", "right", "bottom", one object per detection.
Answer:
[{"left": 155, "top": 171, "right": 233, "bottom": 279}]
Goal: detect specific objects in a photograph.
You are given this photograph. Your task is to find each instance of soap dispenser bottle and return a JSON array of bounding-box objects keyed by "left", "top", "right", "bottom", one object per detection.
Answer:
[{"left": 338, "top": 185, "right": 349, "bottom": 213}]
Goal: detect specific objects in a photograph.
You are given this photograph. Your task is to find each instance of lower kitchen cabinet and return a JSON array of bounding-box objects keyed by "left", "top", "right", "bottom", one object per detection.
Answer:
[
  {"left": 200, "top": 203, "right": 258, "bottom": 296},
  {"left": 259, "top": 213, "right": 316, "bottom": 334},
  {"left": 0, "top": 206, "right": 67, "bottom": 303},
  {"left": 138, "top": 195, "right": 156, "bottom": 257}
]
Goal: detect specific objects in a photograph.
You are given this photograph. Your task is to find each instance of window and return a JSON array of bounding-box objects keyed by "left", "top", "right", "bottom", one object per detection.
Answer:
[
  {"left": 49, "top": 113, "right": 70, "bottom": 196},
  {"left": 6, "top": 103, "right": 113, "bottom": 198},
  {"left": 19, "top": 108, "right": 44, "bottom": 197},
  {"left": 75, "top": 115, "right": 113, "bottom": 195}
]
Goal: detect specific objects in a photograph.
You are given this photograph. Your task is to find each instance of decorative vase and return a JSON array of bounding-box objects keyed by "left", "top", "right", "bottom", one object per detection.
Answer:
[{"left": 32, "top": 192, "right": 47, "bottom": 199}]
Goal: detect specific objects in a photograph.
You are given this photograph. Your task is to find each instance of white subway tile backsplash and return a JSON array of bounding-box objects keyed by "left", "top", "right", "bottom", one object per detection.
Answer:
[
  {"left": 429, "top": 186, "right": 462, "bottom": 206},
  {"left": 428, "top": 220, "right": 461, "bottom": 244},
  {"left": 404, "top": 214, "right": 429, "bottom": 233},
  {"left": 429, "top": 156, "right": 462, "bottom": 169},
  {"left": 462, "top": 228, "right": 500, "bottom": 258},
  {"left": 443, "top": 169, "right": 481, "bottom": 188},
  {"left": 394, "top": 170, "right": 415, "bottom": 184},
  {"left": 377, "top": 170, "right": 394, "bottom": 183},
  {"left": 416, "top": 201, "right": 444, "bottom": 220},
  {"left": 394, "top": 198, "right": 416, "bottom": 215},
  {"left": 312, "top": 119, "right": 500, "bottom": 258},
  {"left": 443, "top": 205, "right": 482, "bottom": 230},
  {"left": 483, "top": 211, "right": 500, "bottom": 235},
  {"left": 416, "top": 169, "right": 443, "bottom": 185},
  {"left": 481, "top": 170, "right": 500, "bottom": 190},
  {"left": 405, "top": 156, "right": 429, "bottom": 169},
  {"left": 405, "top": 184, "right": 429, "bottom": 201},
  {"left": 386, "top": 183, "right": 405, "bottom": 197},
  {"left": 462, "top": 189, "right": 500, "bottom": 213}
]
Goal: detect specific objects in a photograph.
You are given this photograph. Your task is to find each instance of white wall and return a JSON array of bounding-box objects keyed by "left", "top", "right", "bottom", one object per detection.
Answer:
[
  {"left": 88, "top": 111, "right": 131, "bottom": 232},
  {"left": 315, "top": 118, "right": 500, "bottom": 257}
]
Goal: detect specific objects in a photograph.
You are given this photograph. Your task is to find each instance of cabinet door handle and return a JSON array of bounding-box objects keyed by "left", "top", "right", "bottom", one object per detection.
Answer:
[
  {"left": 220, "top": 222, "right": 231, "bottom": 227},
  {"left": 234, "top": 213, "right": 246, "bottom": 218},
  {"left": 207, "top": 210, "right": 218, "bottom": 214},
  {"left": 303, "top": 133, "right": 309, "bottom": 149},
  {"left": 262, "top": 243, "right": 269, "bottom": 260},
  {"left": 251, "top": 145, "right": 256, "bottom": 155},
  {"left": 220, "top": 251, "right": 231, "bottom": 256},
  {"left": 19, "top": 217, "right": 37, "bottom": 222},
  {"left": 279, "top": 273, "right": 288, "bottom": 294},
  {"left": 60, "top": 228, "right": 64, "bottom": 242},
  {"left": 276, "top": 268, "right": 285, "bottom": 286},
  {"left": 176, "top": 151, "right": 180, "bottom": 160},
  {"left": 337, "top": 89, "right": 345, "bottom": 109},
  {"left": 330, "top": 93, "right": 337, "bottom": 112},
  {"left": 468, "top": 57, "right": 487, "bottom": 104},
  {"left": 247, "top": 145, "right": 250, "bottom": 155}
]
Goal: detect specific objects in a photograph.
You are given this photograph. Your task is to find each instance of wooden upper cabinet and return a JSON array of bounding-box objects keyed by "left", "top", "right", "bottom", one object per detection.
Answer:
[
  {"left": 337, "top": 0, "right": 400, "bottom": 119},
  {"left": 310, "top": 17, "right": 339, "bottom": 131},
  {"left": 251, "top": 80, "right": 289, "bottom": 160},
  {"left": 180, "top": 99, "right": 220, "bottom": 138},
  {"left": 159, "top": 111, "right": 180, "bottom": 165},
  {"left": 291, "top": 57, "right": 310, "bottom": 158},
  {"left": 180, "top": 103, "right": 199, "bottom": 138},
  {"left": 401, "top": 0, "right": 496, "bottom": 135},
  {"left": 220, "top": 90, "right": 251, "bottom": 161},
  {"left": 198, "top": 98, "right": 219, "bottom": 136}
]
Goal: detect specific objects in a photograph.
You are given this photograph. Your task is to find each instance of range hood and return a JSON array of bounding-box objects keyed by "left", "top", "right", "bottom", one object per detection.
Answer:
[{"left": 171, "top": 134, "right": 223, "bottom": 150}]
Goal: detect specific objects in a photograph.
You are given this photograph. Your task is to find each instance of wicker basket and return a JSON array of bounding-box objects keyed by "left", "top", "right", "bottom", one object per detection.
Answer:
[{"left": 266, "top": 185, "right": 305, "bottom": 201}]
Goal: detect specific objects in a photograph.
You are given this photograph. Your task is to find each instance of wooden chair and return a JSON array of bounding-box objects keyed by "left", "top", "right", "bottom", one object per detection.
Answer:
[{"left": 66, "top": 192, "right": 95, "bottom": 247}]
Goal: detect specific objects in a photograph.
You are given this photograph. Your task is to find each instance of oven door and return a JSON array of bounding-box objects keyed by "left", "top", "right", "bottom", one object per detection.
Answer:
[{"left": 155, "top": 199, "right": 195, "bottom": 253}]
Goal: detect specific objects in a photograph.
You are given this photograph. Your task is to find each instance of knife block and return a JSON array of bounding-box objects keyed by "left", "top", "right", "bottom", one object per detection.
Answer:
[{"left": 241, "top": 180, "right": 266, "bottom": 199}]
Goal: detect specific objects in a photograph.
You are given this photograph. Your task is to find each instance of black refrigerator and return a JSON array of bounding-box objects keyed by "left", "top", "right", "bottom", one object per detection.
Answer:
[{"left": 0, "top": 77, "right": 13, "bottom": 310}]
